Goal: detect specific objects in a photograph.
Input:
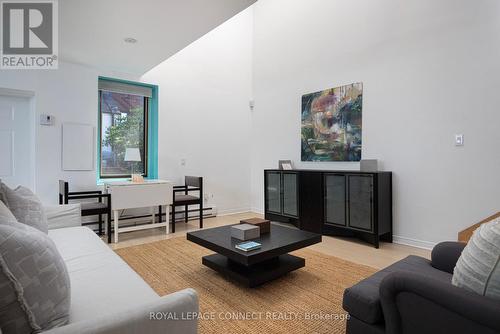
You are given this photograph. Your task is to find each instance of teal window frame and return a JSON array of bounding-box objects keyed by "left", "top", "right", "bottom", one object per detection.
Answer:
[{"left": 97, "top": 76, "right": 158, "bottom": 184}]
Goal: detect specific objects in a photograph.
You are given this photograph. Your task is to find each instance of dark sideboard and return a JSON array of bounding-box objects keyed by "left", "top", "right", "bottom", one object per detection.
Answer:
[{"left": 264, "top": 169, "right": 392, "bottom": 248}]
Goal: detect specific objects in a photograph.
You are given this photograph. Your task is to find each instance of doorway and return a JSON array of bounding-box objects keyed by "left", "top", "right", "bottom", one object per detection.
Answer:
[{"left": 0, "top": 92, "right": 35, "bottom": 190}]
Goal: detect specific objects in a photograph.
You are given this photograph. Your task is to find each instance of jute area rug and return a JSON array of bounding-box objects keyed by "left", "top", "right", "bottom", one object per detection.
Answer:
[{"left": 115, "top": 237, "right": 375, "bottom": 334}]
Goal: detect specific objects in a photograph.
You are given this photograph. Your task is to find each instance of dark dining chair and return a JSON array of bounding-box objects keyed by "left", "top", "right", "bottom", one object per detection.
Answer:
[
  {"left": 59, "top": 180, "right": 111, "bottom": 236},
  {"left": 172, "top": 176, "right": 203, "bottom": 233}
]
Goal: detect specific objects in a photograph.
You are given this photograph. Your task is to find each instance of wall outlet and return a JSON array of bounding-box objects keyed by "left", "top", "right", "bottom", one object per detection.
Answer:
[
  {"left": 203, "top": 193, "right": 214, "bottom": 204},
  {"left": 455, "top": 134, "right": 464, "bottom": 146},
  {"left": 180, "top": 158, "right": 186, "bottom": 166}
]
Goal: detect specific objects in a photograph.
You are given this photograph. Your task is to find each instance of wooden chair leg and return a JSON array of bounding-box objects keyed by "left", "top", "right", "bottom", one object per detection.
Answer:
[
  {"left": 185, "top": 205, "right": 188, "bottom": 223},
  {"left": 158, "top": 205, "right": 162, "bottom": 223},
  {"left": 172, "top": 205, "right": 176, "bottom": 233},
  {"left": 98, "top": 214, "right": 102, "bottom": 235},
  {"left": 199, "top": 203, "right": 203, "bottom": 229}
]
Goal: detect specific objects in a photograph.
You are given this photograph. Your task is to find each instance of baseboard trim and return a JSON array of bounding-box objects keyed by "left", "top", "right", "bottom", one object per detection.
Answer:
[
  {"left": 250, "top": 208, "right": 264, "bottom": 215},
  {"left": 217, "top": 207, "right": 252, "bottom": 216},
  {"left": 393, "top": 235, "right": 437, "bottom": 250},
  {"left": 216, "top": 210, "right": 438, "bottom": 251}
]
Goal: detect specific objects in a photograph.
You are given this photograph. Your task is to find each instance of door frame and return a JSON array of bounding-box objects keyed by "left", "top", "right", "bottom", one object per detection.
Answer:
[{"left": 0, "top": 88, "right": 37, "bottom": 191}]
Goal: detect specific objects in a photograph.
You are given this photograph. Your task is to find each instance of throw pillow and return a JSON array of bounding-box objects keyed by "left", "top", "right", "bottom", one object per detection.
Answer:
[
  {"left": 0, "top": 182, "right": 48, "bottom": 234},
  {"left": 0, "top": 223, "right": 71, "bottom": 334},
  {"left": 0, "top": 201, "right": 18, "bottom": 227},
  {"left": 452, "top": 218, "right": 500, "bottom": 300},
  {"left": 0, "top": 179, "right": 7, "bottom": 205}
]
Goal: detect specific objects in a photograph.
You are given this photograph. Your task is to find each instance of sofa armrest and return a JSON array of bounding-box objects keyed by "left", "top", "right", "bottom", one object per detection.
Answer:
[
  {"left": 380, "top": 271, "right": 500, "bottom": 334},
  {"left": 431, "top": 241, "right": 466, "bottom": 274},
  {"left": 42, "top": 288, "right": 198, "bottom": 334},
  {"left": 44, "top": 204, "right": 81, "bottom": 230}
]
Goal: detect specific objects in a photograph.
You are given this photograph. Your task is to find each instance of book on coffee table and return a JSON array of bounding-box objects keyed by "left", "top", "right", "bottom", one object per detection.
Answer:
[{"left": 235, "top": 241, "right": 261, "bottom": 252}]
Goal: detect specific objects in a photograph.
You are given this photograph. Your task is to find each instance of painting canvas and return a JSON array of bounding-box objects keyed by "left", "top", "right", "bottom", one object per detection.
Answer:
[{"left": 301, "top": 82, "right": 363, "bottom": 161}]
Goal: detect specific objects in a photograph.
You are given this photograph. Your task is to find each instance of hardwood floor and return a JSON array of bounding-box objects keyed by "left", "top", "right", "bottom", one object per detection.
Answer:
[
  {"left": 108, "top": 212, "right": 258, "bottom": 250},
  {"left": 108, "top": 212, "right": 430, "bottom": 269}
]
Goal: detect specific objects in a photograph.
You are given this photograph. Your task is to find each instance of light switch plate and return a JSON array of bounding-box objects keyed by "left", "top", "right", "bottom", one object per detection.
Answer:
[
  {"left": 40, "top": 114, "right": 54, "bottom": 126},
  {"left": 455, "top": 134, "right": 464, "bottom": 146}
]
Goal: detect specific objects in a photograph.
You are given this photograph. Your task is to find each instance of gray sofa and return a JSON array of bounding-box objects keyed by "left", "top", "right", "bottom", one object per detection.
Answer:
[
  {"left": 343, "top": 241, "right": 500, "bottom": 334},
  {"left": 43, "top": 204, "right": 199, "bottom": 334}
]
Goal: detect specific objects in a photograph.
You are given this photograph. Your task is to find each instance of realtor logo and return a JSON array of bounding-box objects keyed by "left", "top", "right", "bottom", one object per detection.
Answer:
[{"left": 1, "top": 0, "right": 58, "bottom": 69}]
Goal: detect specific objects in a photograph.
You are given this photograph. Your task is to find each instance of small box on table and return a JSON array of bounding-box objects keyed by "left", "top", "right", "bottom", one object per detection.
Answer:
[
  {"left": 240, "top": 218, "right": 271, "bottom": 234},
  {"left": 231, "top": 224, "right": 260, "bottom": 240}
]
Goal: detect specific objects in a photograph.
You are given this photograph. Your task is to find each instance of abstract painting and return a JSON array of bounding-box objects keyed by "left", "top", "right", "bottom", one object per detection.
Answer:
[{"left": 301, "top": 82, "right": 363, "bottom": 161}]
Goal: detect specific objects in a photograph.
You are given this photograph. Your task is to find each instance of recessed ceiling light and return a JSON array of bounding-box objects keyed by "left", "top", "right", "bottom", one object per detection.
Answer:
[{"left": 124, "top": 37, "right": 138, "bottom": 44}]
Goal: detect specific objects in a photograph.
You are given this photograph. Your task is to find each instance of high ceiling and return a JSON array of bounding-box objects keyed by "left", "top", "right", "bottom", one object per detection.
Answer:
[{"left": 59, "top": 0, "right": 256, "bottom": 75}]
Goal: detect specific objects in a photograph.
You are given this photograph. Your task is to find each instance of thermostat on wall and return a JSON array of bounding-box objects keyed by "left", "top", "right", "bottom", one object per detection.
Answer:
[
  {"left": 40, "top": 114, "right": 54, "bottom": 126},
  {"left": 455, "top": 134, "right": 464, "bottom": 146}
]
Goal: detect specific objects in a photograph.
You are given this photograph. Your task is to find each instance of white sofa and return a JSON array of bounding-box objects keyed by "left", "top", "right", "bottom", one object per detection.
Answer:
[{"left": 43, "top": 204, "right": 199, "bottom": 334}]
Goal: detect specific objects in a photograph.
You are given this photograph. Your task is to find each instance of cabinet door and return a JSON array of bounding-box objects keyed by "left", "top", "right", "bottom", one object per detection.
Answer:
[
  {"left": 324, "top": 174, "right": 346, "bottom": 226},
  {"left": 299, "top": 172, "right": 323, "bottom": 233},
  {"left": 266, "top": 172, "right": 282, "bottom": 214},
  {"left": 348, "top": 175, "right": 373, "bottom": 231},
  {"left": 282, "top": 172, "right": 298, "bottom": 217}
]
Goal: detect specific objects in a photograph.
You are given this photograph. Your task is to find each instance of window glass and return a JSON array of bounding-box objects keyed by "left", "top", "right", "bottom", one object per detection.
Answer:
[{"left": 99, "top": 90, "right": 147, "bottom": 178}]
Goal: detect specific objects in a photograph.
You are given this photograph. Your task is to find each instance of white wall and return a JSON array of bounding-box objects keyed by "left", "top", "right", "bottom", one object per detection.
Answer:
[
  {"left": 2, "top": 1, "right": 498, "bottom": 246},
  {"left": 0, "top": 61, "right": 138, "bottom": 204},
  {"left": 251, "top": 0, "right": 500, "bottom": 247},
  {"left": 141, "top": 8, "right": 253, "bottom": 214}
]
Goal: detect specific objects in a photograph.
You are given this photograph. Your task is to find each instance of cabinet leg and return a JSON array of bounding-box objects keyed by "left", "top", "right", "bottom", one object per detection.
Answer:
[
  {"left": 114, "top": 211, "right": 119, "bottom": 243},
  {"left": 172, "top": 205, "right": 176, "bottom": 233},
  {"left": 107, "top": 213, "right": 111, "bottom": 244},
  {"left": 98, "top": 214, "right": 102, "bottom": 235},
  {"left": 199, "top": 204, "right": 203, "bottom": 229},
  {"left": 380, "top": 232, "right": 393, "bottom": 243},
  {"left": 165, "top": 205, "right": 170, "bottom": 234}
]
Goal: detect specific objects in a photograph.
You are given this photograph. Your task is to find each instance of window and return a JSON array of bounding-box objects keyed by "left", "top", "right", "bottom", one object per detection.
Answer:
[{"left": 98, "top": 79, "right": 153, "bottom": 179}]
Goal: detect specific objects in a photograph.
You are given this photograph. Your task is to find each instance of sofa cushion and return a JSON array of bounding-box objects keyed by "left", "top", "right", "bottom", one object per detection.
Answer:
[
  {"left": 343, "top": 255, "right": 452, "bottom": 324},
  {"left": 48, "top": 227, "right": 159, "bottom": 323},
  {"left": 45, "top": 204, "right": 81, "bottom": 230},
  {"left": 0, "top": 223, "right": 71, "bottom": 334},
  {"left": 0, "top": 182, "right": 48, "bottom": 234},
  {"left": 452, "top": 218, "right": 500, "bottom": 300}
]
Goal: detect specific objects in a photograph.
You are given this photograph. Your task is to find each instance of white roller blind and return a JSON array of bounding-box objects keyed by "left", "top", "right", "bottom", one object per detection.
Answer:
[{"left": 98, "top": 80, "right": 152, "bottom": 98}]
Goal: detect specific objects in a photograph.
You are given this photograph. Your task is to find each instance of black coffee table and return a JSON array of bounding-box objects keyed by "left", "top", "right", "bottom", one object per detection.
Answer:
[{"left": 187, "top": 223, "right": 322, "bottom": 287}]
